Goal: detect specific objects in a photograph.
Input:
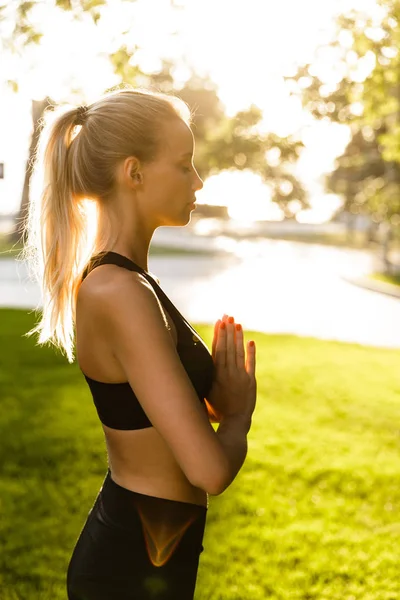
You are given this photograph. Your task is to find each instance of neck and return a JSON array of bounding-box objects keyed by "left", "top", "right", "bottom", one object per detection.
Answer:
[{"left": 96, "top": 200, "right": 157, "bottom": 273}]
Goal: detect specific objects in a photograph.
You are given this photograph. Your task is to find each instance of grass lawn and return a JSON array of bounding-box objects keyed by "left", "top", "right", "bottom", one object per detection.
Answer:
[
  {"left": 0, "top": 310, "right": 400, "bottom": 599},
  {"left": 370, "top": 272, "right": 400, "bottom": 288}
]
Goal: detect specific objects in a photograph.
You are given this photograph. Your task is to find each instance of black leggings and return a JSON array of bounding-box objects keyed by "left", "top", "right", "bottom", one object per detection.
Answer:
[{"left": 67, "top": 469, "right": 207, "bottom": 600}]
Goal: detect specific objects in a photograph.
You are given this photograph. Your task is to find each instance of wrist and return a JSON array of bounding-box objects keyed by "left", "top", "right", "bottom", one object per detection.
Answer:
[{"left": 220, "top": 411, "right": 252, "bottom": 431}]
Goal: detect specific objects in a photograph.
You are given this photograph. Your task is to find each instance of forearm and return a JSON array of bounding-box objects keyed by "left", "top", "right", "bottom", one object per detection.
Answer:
[{"left": 214, "top": 413, "right": 252, "bottom": 494}]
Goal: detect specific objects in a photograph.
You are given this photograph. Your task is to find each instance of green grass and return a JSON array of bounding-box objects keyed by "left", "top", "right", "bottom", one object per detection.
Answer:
[
  {"left": 370, "top": 272, "right": 400, "bottom": 288},
  {"left": 0, "top": 234, "right": 24, "bottom": 258},
  {"left": 0, "top": 310, "right": 400, "bottom": 599}
]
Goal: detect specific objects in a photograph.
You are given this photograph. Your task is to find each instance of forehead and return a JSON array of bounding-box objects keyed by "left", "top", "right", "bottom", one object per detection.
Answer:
[{"left": 161, "top": 119, "right": 194, "bottom": 157}]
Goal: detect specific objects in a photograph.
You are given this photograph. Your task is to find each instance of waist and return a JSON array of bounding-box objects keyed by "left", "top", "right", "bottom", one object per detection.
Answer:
[
  {"left": 103, "top": 425, "right": 209, "bottom": 507},
  {"left": 97, "top": 469, "right": 208, "bottom": 539},
  {"left": 108, "top": 468, "right": 209, "bottom": 508}
]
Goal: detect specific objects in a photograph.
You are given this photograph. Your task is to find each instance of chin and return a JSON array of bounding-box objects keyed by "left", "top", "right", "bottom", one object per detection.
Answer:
[{"left": 161, "top": 213, "right": 192, "bottom": 227}]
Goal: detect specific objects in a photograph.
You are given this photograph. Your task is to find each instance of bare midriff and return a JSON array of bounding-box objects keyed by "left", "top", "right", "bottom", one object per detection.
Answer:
[{"left": 103, "top": 424, "right": 208, "bottom": 507}]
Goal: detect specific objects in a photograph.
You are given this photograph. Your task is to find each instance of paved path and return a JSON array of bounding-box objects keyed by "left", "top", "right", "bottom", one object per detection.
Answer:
[{"left": 1, "top": 238, "right": 399, "bottom": 349}]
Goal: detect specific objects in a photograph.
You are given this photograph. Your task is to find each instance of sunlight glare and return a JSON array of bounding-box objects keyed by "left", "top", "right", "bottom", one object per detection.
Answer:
[
  {"left": 197, "top": 170, "right": 284, "bottom": 222},
  {"left": 297, "top": 193, "right": 343, "bottom": 224}
]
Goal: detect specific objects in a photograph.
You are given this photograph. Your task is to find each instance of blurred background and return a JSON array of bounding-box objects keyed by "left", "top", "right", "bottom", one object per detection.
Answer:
[
  {"left": 0, "top": 0, "right": 400, "bottom": 347},
  {"left": 1, "top": 2, "right": 400, "bottom": 599}
]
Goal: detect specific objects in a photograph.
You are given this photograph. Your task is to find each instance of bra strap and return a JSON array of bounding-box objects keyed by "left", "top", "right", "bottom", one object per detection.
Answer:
[{"left": 81, "top": 251, "right": 147, "bottom": 282}]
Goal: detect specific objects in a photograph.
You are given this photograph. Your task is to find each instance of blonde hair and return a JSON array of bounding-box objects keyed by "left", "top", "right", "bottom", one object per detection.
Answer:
[{"left": 19, "top": 87, "right": 191, "bottom": 363}]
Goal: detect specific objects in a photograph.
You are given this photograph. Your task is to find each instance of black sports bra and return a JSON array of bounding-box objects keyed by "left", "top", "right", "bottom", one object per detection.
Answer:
[{"left": 79, "top": 251, "right": 215, "bottom": 431}]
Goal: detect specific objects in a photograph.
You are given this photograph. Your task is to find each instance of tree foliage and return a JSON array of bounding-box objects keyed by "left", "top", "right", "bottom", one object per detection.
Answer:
[
  {"left": 284, "top": 0, "right": 400, "bottom": 226},
  {"left": 109, "top": 52, "right": 308, "bottom": 214}
]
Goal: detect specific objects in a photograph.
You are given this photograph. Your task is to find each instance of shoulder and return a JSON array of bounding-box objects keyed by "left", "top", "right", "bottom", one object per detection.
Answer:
[
  {"left": 79, "top": 265, "right": 170, "bottom": 337},
  {"left": 79, "top": 264, "right": 153, "bottom": 304}
]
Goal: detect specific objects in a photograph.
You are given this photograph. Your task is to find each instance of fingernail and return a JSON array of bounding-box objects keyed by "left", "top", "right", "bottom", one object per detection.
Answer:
[
  {"left": 235, "top": 324, "right": 241, "bottom": 331},
  {"left": 220, "top": 322, "right": 226, "bottom": 330},
  {"left": 249, "top": 341, "right": 254, "bottom": 347},
  {"left": 228, "top": 316, "right": 234, "bottom": 324}
]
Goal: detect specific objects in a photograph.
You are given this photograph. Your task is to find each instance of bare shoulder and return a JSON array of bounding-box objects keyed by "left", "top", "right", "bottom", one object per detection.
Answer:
[
  {"left": 78, "top": 265, "right": 156, "bottom": 316},
  {"left": 78, "top": 264, "right": 146, "bottom": 300},
  {"left": 79, "top": 265, "right": 170, "bottom": 340}
]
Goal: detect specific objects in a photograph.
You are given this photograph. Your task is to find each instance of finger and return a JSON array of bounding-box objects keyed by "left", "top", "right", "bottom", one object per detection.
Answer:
[
  {"left": 212, "top": 319, "right": 221, "bottom": 360},
  {"left": 214, "top": 320, "right": 227, "bottom": 368},
  {"left": 235, "top": 324, "right": 245, "bottom": 369},
  {"left": 229, "top": 314, "right": 240, "bottom": 347},
  {"left": 245, "top": 340, "right": 256, "bottom": 378},
  {"left": 226, "top": 316, "right": 236, "bottom": 371},
  {"left": 214, "top": 315, "right": 233, "bottom": 362},
  {"left": 220, "top": 314, "right": 231, "bottom": 335},
  {"left": 221, "top": 314, "right": 229, "bottom": 325},
  {"left": 227, "top": 315, "right": 238, "bottom": 345},
  {"left": 222, "top": 314, "right": 237, "bottom": 348},
  {"left": 222, "top": 314, "right": 235, "bottom": 332}
]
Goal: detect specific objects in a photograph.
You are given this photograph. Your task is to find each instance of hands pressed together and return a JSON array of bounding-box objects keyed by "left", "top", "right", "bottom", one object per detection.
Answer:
[{"left": 205, "top": 314, "right": 257, "bottom": 424}]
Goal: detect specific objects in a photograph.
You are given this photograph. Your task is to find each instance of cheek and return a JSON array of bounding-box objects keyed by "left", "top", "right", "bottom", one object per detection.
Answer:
[
  {"left": 144, "top": 166, "right": 187, "bottom": 209},
  {"left": 165, "top": 171, "right": 188, "bottom": 198}
]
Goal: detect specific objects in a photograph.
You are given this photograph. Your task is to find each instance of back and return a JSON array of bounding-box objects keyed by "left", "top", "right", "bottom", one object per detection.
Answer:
[{"left": 76, "top": 251, "right": 219, "bottom": 505}]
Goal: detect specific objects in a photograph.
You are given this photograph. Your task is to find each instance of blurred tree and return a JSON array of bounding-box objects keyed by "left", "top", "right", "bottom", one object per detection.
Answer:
[
  {"left": 109, "top": 51, "right": 308, "bottom": 216},
  {"left": 1, "top": 0, "right": 109, "bottom": 241},
  {"left": 327, "top": 124, "right": 399, "bottom": 224},
  {"left": 195, "top": 108, "right": 307, "bottom": 216},
  {"left": 284, "top": 0, "right": 400, "bottom": 259}
]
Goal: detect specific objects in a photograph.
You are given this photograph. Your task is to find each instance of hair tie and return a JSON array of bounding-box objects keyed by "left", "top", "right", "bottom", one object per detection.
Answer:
[{"left": 75, "top": 105, "right": 88, "bottom": 125}]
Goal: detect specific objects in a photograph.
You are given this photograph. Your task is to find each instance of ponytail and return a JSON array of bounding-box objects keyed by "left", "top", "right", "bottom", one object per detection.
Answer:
[{"left": 19, "top": 105, "right": 103, "bottom": 362}]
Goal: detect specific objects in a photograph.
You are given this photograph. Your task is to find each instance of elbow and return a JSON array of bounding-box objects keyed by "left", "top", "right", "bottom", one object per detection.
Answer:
[
  {"left": 190, "top": 475, "right": 227, "bottom": 496},
  {"left": 204, "top": 479, "right": 229, "bottom": 496},
  {"left": 189, "top": 458, "right": 231, "bottom": 496}
]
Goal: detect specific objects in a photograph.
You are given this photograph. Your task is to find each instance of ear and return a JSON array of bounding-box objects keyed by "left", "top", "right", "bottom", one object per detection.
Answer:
[
  {"left": 123, "top": 156, "right": 143, "bottom": 187},
  {"left": 130, "top": 170, "right": 143, "bottom": 184}
]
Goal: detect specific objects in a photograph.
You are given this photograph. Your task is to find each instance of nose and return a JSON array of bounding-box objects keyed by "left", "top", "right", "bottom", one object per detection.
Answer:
[{"left": 193, "top": 169, "right": 203, "bottom": 192}]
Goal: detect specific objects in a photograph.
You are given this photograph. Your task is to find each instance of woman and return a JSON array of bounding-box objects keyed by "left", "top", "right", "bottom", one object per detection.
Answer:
[{"left": 22, "top": 88, "right": 257, "bottom": 599}]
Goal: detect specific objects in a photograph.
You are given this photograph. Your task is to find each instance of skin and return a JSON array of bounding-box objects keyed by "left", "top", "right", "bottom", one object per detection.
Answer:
[{"left": 76, "top": 117, "right": 256, "bottom": 506}]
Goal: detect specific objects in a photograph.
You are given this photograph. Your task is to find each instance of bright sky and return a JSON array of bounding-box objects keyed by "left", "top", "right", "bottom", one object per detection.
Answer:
[{"left": 0, "top": 0, "right": 382, "bottom": 221}]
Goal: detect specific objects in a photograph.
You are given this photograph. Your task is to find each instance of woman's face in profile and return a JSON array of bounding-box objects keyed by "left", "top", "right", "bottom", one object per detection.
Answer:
[{"left": 141, "top": 118, "right": 204, "bottom": 227}]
